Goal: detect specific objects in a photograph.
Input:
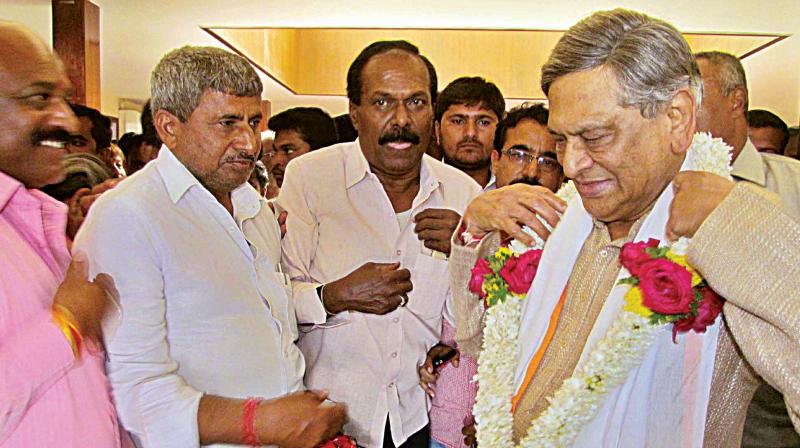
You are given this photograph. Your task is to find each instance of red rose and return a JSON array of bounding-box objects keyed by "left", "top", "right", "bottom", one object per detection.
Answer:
[
  {"left": 469, "top": 258, "right": 492, "bottom": 298},
  {"left": 318, "top": 435, "right": 358, "bottom": 448},
  {"left": 638, "top": 258, "right": 694, "bottom": 315},
  {"left": 672, "top": 287, "right": 724, "bottom": 341},
  {"left": 694, "top": 287, "right": 724, "bottom": 328},
  {"left": 619, "top": 238, "right": 660, "bottom": 275},
  {"left": 499, "top": 249, "right": 543, "bottom": 295}
]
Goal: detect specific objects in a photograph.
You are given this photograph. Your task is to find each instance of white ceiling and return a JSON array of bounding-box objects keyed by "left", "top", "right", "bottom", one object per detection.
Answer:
[{"left": 3, "top": 0, "right": 799, "bottom": 125}]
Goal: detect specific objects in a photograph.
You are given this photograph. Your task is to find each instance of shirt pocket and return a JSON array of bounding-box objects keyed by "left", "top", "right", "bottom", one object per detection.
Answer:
[{"left": 408, "top": 252, "right": 449, "bottom": 319}]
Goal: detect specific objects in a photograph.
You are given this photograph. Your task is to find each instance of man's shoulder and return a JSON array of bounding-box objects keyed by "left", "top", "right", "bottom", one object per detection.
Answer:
[
  {"left": 287, "top": 141, "right": 353, "bottom": 171},
  {"left": 423, "top": 155, "right": 483, "bottom": 192},
  {"left": 87, "top": 165, "right": 169, "bottom": 220},
  {"left": 760, "top": 152, "right": 800, "bottom": 172}
]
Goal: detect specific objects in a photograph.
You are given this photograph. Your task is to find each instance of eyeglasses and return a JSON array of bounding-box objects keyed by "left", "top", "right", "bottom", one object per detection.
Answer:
[{"left": 501, "top": 148, "right": 561, "bottom": 173}]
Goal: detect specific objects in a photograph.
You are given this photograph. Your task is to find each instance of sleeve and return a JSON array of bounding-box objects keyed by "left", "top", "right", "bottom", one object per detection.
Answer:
[
  {"left": 0, "top": 308, "right": 75, "bottom": 442},
  {"left": 73, "top": 197, "right": 203, "bottom": 448},
  {"left": 448, "top": 223, "right": 502, "bottom": 359},
  {"left": 275, "top": 161, "right": 327, "bottom": 325},
  {"left": 688, "top": 182, "right": 800, "bottom": 433}
]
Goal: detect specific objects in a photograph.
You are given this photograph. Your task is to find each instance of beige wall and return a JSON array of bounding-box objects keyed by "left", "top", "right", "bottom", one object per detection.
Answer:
[
  {"left": 0, "top": 0, "right": 52, "bottom": 45},
  {"left": 4, "top": 0, "right": 799, "bottom": 125}
]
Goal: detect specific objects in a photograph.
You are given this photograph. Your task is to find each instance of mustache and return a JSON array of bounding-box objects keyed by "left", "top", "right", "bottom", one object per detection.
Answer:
[
  {"left": 378, "top": 128, "right": 420, "bottom": 146},
  {"left": 30, "top": 128, "right": 72, "bottom": 145},
  {"left": 509, "top": 176, "right": 540, "bottom": 187},
  {"left": 224, "top": 153, "right": 256, "bottom": 164},
  {"left": 457, "top": 136, "right": 483, "bottom": 148}
]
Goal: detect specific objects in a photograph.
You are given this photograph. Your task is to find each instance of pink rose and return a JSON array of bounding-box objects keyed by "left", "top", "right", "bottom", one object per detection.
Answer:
[
  {"left": 638, "top": 258, "right": 694, "bottom": 315},
  {"left": 619, "top": 238, "right": 660, "bottom": 275},
  {"left": 672, "top": 287, "right": 724, "bottom": 340},
  {"left": 469, "top": 258, "right": 492, "bottom": 298},
  {"left": 499, "top": 249, "right": 543, "bottom": 295}
]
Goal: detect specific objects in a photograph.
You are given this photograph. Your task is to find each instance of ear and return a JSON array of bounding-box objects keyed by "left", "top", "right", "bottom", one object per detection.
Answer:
[
  {"left": 434, "top": 121, "right": 441, "bottom": 146},
  {"left": 154, "top": 109, "right": 181, "bottom": 149},
  {"left": 490, "top": 149, "right": 500, "bottom": 175},
  {"left": 729, "top": 86, "right": 747, "bottom": 115},
  {"left": 666, "top": 88, "right": 696, "bottom": 155},
  {"left": 348, "top": 101, "right": 359, "bottom": 132}
]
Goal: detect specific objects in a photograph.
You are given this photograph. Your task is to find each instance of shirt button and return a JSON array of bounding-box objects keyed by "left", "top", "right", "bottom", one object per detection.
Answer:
[
  {"left": 388, "top": 382, "right": 395, "bottom": 388},
  {"left": 594, "top": 221, "right": 603, "bottom": 229},
  {"left": 391, "top": 352, "right": 398, "bottom": 358},
  {"left": 599, "top": 249, "right": 608, "bottom": 258},
  {"left": 393, "top": 317, "right": 400, "bottom": 323},
  {"left": 396, "top": 250, "right": 402, "bottom": 256}
]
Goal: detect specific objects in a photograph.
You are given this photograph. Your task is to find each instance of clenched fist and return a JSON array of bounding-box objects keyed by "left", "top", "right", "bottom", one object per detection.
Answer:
[
  {"left": 322, "top": 262, "right": 413, "bottom": 315},
  {"left": 666, "top": 171, "right": 735, "bottom": 242}
]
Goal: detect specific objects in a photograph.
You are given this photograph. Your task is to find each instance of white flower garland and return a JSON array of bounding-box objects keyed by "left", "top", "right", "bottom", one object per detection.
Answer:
[{"left": 474, "top": 133, "right": 732, "bottom": 447}]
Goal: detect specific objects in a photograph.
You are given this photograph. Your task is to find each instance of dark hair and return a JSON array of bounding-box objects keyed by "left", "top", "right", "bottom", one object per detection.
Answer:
[
  {"left": 40, "top": 153, "right": 113, "bottom": 201},
  {"left": 70, "top": 104, "right": 112, "bottom": 150},
  {"left": 434, "top": 77, "right": 505, "bottom": 123},
  {"left": 494, "top": 103, "right": 550, "bottom": 151},
  {"left": 747, "top": 109, "right": 790, "bottom": 151},
  {"left": 118, "top": 133, "right": 142, "bottom": 159},
  {"left": 334, "top": 113, "right": 358, "bottom": 143},
  {"left": 141, "top": 99, "right": 162, "bottom": 147},
  {"left": 251, "top": 160, "right": 268, "bottom": 187},
  {"left": 267, "top": 107, "right": 338, "bottom": 151},
  {"left": 346, "top": 40, "right": 438, "bottom": 106}
]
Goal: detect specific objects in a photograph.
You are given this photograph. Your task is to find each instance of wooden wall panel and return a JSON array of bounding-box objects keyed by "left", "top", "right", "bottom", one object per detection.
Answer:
[{"left": 52, "top": 0, "right": 101, "bottom": 109}]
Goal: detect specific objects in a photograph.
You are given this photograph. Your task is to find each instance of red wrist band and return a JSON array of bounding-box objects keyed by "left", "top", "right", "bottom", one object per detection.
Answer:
[{"left": 241, "top": 397, "right": 263, "bottom": 447}]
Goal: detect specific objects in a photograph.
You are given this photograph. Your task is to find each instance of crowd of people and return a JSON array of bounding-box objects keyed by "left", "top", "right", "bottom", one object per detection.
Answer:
[{"left": 2, "top": 7, "right": 799, "bottom": 448}]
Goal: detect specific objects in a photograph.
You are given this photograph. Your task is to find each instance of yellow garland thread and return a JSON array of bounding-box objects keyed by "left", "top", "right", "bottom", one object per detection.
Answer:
[{"left": 52, "top": 305, "right": 82, "bottom": 360}]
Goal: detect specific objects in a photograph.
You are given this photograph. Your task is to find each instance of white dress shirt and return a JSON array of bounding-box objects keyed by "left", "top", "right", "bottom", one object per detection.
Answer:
[
  {"left": 74, "top": 147, "right": 304, "bottom": 448},
  {"left": 277, "top": 139, "right": 481, "bottom": 447}
]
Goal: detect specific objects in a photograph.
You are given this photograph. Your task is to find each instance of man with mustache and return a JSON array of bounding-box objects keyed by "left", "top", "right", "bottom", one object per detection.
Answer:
[
  {"left": 277, "top": 41, "right": 482, "bottom": 447},
  {"left": 73, "top": 46, "right": 346, "bottom": 447},
  {"left": 0, "top": 22, "right": 127, "bottom": 446},
  {"left": 491, "top": 103, "right": 565, "bottom": 191},
  {"left": 435, "top": 77, "right": 504, "bottom": 190}
]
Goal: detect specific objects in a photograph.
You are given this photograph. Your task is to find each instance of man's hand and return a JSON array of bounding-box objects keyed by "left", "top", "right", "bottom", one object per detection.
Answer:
[
  {"left": 413, "top": 208, "right": 461, "bottom": 255},
  {"left": 52, "top": 256, "right": 111, "bottom": 343},
  {"left": 66, "top": 188, "right": 91, "bottom": 240},
  {"left": 418, "top": 343, "right": 459, "bottom": 398},
  {"left": 666, "top": 171, "right": 735, "bottom": 242},
  {"left": 462, "top": 416, "right": 477, "bottom": 447},
  {"left": 278, "top": 210, "right": 288, "bottom": 238},
  {"left": 462, "top": 185, "right": 566, "bottom": 246},
  {"left": 322, "top": 262, "right": 412, "bottom": 315},
  {"left": 258, "top": 390, "right": 347, "bottom": 448}
]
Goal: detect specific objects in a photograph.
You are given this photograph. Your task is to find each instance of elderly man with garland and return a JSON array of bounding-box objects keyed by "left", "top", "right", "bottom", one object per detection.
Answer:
[{"left": 451, "top": 9, "right": 800, "bottom": 447}]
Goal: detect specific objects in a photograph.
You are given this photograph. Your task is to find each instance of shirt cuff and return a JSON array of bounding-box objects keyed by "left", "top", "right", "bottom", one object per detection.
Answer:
[{"left": 293, "top": 282, "right": 328, "bottom": 325}]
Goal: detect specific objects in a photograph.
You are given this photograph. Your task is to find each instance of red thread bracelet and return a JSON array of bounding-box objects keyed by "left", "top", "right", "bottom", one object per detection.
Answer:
[{"left": 241, "top": 397, "right": 263, "bottom": 446}]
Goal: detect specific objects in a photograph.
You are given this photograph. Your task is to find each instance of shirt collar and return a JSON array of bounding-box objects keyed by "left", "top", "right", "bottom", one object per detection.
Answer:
[
  {"left": 345, "top": 138, "right": 442, "bottom": 192},
  {"left": 731, "top": 139, "right": 765, "bottom": 186},
  {"left": 155, "top": 145, "right": 201, "bottom": 204},
  {"left": 484, "top": 175, "right": 497, "bottom": 192},
  {"left": 155, "top": 145, "right": 262, "bottom": 222},
  {"left": 0, "top": 170, "right": 24, "bottom": 212},
  {"left": 231, "top": 182, "right": 262, "bottom": 225}
]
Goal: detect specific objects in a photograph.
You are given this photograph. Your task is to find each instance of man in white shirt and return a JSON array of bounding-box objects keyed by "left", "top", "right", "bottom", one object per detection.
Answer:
[
  {"left": 74, "top": 46, "right": 345, "bottom": 448},
  {"left": 277, "top": 40, "right": 482, "bottom": 447}
]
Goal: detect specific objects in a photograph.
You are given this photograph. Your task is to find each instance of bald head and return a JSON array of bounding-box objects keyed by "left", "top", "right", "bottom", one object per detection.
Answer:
[{"left": 0, "top": 22, "right": 78, "bottom": 188}]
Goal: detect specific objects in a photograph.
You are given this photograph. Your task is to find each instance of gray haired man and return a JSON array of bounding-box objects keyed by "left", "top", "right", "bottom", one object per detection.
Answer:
[
  {"left": 73, "top": 46, "right": 346, "bottom": 447},
  {"left": 453, "top": 9, "right": 800, "bottom": 447}
]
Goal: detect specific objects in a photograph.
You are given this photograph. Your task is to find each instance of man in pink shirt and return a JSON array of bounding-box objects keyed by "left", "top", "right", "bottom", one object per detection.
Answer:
[{"left": 0, "top": 22, "right": 125, "bottom": 446}]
